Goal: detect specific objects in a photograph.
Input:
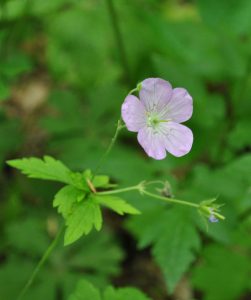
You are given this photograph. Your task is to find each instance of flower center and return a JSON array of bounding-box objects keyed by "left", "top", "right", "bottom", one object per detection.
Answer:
[
  {"left": 147, "top": 112, "right": 170, "bottom": 129},
  {"left": 147, "top": 113, "right": 160, "bottom": 129}
]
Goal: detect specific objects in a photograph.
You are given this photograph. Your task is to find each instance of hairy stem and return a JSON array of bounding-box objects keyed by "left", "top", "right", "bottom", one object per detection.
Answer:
[
  {"left": 17, "top": 226, "right": 63, "bottom": 300},
  {"left": 142, "top": 190, "right": 199, "bottom": 208},
  {"left": 97, "top": 182, "right": 199, "bottom": 209},
  {"left": 97, "top": 185, "right": 140, "bottom": 195}
]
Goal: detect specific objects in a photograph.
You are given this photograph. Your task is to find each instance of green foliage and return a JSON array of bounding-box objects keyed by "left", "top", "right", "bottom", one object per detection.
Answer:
[
  {"left": 64, "top": 197, "right": 102, "bottom": 245},
  {"left": 7, "top": 156, "right": 73, "bottom": 184},
  {"left": 196, "top": 0, "right": 251, "bottom": 34},
  {"left": 192, "top": 244, "right": 251, "bottom": 300},
  {"left": 0, "top": 119, "right": 23, "bottom": 168},
  {"left": 95, "top": 195, "right": 140, "bottom": 215},
  {"left": 53, "top": 185, "right": 84, "bottom": 218},
  {"left": 8, "top": 156, "right": 140, "bottom": 245},
  {"left": 68, "top": 280, "right": 151, "bottom": 300},
  {"left": 0, "top": 218, "right": 124, "bottom": 299},
  {"left": 127, "top": 207, "right": 200, "bottom": 293}
]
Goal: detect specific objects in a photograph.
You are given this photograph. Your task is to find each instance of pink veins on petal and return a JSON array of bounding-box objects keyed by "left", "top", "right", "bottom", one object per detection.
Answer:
[{"left": 121, "top": 78, "right": 193, "bottom": 160}]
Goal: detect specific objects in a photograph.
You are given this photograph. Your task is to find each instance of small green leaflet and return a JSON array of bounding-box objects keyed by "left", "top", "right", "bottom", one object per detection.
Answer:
[
  {"left": 127, "top": 207, "right": 200, "bottom": 294},
  {"left": 68, "top": 280, "right": 152, "bottom": 300},
  {"left": 53, "top": 185, "right": 85, "bottom": 218},
  {"left": 84, "top": 169, "right": 114, "bottom": 189},
  {"left": 92, "top": 175, "right": 110, "bottom": 188},
  {"left": 64, "top": 197, "right": 102, "bottom": 246},
  {"left": 7, "top": 156, "right": 73, "bottom": 184},
  {"left": 69, "top": 280, "right": 100, "bottom": 300},
  {"left": 95, "top": 195, "right": 140, "bottom": 215}
]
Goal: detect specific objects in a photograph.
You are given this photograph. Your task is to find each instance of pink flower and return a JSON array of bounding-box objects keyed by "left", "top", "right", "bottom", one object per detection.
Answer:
[{"left": 121, "top": 78, "right": 193, "bottom": 160}]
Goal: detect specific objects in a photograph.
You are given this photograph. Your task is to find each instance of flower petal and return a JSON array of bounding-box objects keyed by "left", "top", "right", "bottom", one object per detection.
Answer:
[
  {"left": 160, "top": 122, "right": 193, "bottom": 157},
  {"left": 137, "top": 126, "right": 166, "bottom": 160},
  {"left": 139, "top": 78, "right": 172, "bottom": 112},
  {"left": 121, "top": 95, "right": 146, "bottom": 132},
  {"left": 160, "top": 88, "right": 193, "bottom": 123}
]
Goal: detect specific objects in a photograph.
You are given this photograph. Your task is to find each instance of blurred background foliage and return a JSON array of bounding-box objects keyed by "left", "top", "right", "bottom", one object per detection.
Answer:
[{"left": 0, "top": 0, "right": 251, "bottom": 299}]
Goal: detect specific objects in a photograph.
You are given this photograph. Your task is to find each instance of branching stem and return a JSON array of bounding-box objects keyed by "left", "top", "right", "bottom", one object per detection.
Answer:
[{"left": 97, "top": 183, "right": 199, "bottom": 209}]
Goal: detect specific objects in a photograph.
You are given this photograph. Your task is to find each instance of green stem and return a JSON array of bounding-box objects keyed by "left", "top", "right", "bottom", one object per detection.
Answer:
[
  {"left": 17, "top": 226, "right": 63, "bottom": 300},
  {"left": 97, "top": 183, "right": 199, "bottom": 209},
  {"left": 97, "top": 185, "right": 140, "bottom": 195},
  {"left": 142, "top": 190, "right": 199, "bottom": 208},
  {"left": 93, "top": 119, "right": 124, "bottom": 178},
  {"left": 105, "top": 0, "right": 131, "bottom": 84},
  {"left": 128, "top": 87, "right": 138, "bottom": 95}
]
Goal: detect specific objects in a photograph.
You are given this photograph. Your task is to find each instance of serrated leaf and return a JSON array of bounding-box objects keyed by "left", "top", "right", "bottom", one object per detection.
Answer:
[
  {"left": 69, "top": 172, "right": 90, "bottom": 191},
  {"left": 127, "top": 208, "right": 200, "bottom": 293},
  {"left": 64, "top": 197, "right": 102, "bottom": 246},
  {"left": 153, "top": 212, "right": 200, "bottom": 293},
  {"left": 53, "top": 185, "right": 85, "bottom": 219},
  {"left": 68, "top": 280, "right": 101, "bottom": 300},
  {"left": 68, "top": 280, "right": 152, "bottom": 300},
  {"left": 95, "top": 195, "right": 140, "bottom": 215},
  {"left": 7, "top": 156, "right": 72, "bottom": 184}
]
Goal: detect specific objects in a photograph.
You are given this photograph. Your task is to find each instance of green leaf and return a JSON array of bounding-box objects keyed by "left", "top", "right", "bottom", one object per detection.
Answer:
[
  {"left": 68, "top": 280, "right": 152, "bottom": 300},
  {"left": 68, "top": 280, "right": 101, "bottom": 300},
  {"left": 64, "top": 197, "right": 102, "bottom": 246},
  {"left": 82, "top": 170, "right": 111, "bottom": 189},
  {"left": 7, "top": 156, "right": 72, "bottom": 184},
  {"left": 192, "top": 245, "right": 250, "bottom": 300},
  {"left": 92, "top": 175, "right": 110, "bottom": 188},
  {"left": 95, "top": 195, "right": 140, "bottom": 215},
  {"left": 103, "top": 286, "right": 151, "bottom": 300},
  {"left": 153, "top": 212, "right": 200, "bottom": 293},
  {"left": 53, "top": 185, "right": 85, "bottom": 219},
  {"left": 127, "top": 207, "right": 200, "bottom": 293}
]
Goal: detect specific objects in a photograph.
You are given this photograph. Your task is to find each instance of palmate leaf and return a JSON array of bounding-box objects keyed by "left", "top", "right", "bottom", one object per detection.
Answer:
[
  {"left": 7, "top": 156, "right": 73, "bottom": 184},
  {"left": 127, "top": 207, "right": 200, "bottom": 294},
  {"left": 95, "top": 195, "right": 140, "bottom": 215},
  {"left": 64, "top": 197, "right": 102, "bottom": 246},
  {"left": 68, "top": 280, "right": 152, "bottom": 300},
  {"left": 7, "top": 155, "right": 141, "bottom": 245}
]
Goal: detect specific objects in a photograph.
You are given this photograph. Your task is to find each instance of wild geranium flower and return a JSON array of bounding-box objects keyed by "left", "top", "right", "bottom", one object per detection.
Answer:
[{"left": 121, "top": 78, "right": 193, "bottom": 160}]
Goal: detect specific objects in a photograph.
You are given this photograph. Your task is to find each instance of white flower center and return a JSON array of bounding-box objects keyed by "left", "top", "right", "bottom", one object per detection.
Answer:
[
  {"left": 147, "top": 112, "right": 170, "bottom": 131},
  {"left": 147, "top": 112, "right": 160, "bottom": 129}
]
